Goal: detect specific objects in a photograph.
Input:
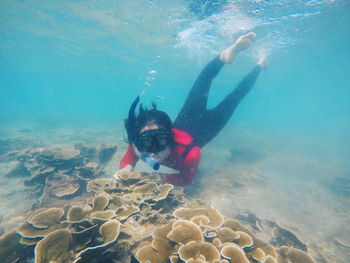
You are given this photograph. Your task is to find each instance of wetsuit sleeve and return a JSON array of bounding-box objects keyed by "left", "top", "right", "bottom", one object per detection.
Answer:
[
  {"left": 119, "top": 144, "right": 139, "bottom": 169},
  {"left": 166, "top": 146, "right": 201, "bottom": 186}
]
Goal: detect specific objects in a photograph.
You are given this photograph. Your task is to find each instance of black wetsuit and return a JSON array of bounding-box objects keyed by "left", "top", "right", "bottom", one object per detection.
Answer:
[{"left": 173, "top": 56, "right": 262, "bottom": 149}]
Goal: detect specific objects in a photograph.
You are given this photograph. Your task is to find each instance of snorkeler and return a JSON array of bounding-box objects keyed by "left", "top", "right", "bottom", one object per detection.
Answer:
[{"left": 114, "top": 32, "right": 266, "bottom": 186}]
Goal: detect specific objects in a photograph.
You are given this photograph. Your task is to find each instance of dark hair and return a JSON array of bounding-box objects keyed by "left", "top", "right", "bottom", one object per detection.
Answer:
[{"left": 125, "top": 102, "right": 172, "bottom": 143}]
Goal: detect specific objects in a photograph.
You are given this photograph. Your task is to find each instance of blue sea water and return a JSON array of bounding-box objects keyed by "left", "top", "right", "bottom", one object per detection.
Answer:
[{"left": 0, "top": 0, "right": 350, "bottom": 261}]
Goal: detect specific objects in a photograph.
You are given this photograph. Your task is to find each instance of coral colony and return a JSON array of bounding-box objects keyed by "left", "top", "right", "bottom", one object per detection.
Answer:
[{"left": 0, "top": 143, "right": 317, "bottom": 263}]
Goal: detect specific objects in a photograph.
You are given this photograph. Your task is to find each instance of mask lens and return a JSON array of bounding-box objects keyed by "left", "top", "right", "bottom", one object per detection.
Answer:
[
  {"left": 157, "top": 134, "right": 170, "bottom": 146},
  {"left": 136, "top": 129, "right": 173, "bottom": 153},
  {"left": 139, "top": 137, "right": 152, "bottom": 148}
]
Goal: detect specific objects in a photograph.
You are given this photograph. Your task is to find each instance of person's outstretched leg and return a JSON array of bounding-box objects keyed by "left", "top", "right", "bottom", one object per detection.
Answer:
[
  {"left": 200, "top": 54, "right": 266, "bottom": 146},
  {"left": 173, "top": 56, "right": 224, "bottom": 131},
  {"left": 173, "top": 32, "right": 257, "bottom": 137}
]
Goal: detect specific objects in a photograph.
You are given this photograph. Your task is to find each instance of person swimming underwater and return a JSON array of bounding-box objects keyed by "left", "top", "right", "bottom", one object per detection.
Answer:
[{"left": 114, "top": 32, "right": 266, "bottom": 186}]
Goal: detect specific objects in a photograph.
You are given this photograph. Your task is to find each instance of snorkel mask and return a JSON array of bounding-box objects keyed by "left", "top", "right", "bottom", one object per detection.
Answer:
[
  {"left": 127, "top": 96, "right": 173, "bottom": 170},
  {"left": 135, "top": 129, "right": 173, "bottom": 153}
]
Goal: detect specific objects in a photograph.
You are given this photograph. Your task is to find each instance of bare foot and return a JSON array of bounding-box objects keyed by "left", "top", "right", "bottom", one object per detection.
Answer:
[
  {"left": 257, "top": 53, "right": 267, "bottom": 69},
  {"left": 220, "top": 32, "right": 256, "bottom": 64}
]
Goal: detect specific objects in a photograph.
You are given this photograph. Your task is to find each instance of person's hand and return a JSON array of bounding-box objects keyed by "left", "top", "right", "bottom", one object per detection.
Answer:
[{"left": 113, "top": 165, "right": 132, "bottom": 181}]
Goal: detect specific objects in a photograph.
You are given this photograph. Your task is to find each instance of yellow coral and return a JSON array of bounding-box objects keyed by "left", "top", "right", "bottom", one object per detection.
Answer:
[
  {"left": 217, "top": 227, "right": 239, "bottom": 243},
  {"left": 99, "top": 219, "right": 121, "bottom": 245},
  {"left": 135, "top": 246, "right": 168, "bottom": 263},
  {"left": 34, "top": 229, "right": 71, "bottom": 263},
  {"left": 28, "top": 208, "right": 64, "bottom": 229},
  {"left": 220, "top": 243, "right": 249, "bottom": 263},
  {"left": 174, "top": 208, "right": 224, "bottom": 228},
  {"left": 178, "top": 241, "right": 220, "bottom": 263},
  {"left": 167, "top": 220, "right": 204, "bottom": 244}
]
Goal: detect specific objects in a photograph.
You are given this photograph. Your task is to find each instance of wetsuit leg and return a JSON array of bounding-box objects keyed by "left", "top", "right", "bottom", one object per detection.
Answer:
[
  {"left": 173, "top": 56, "right": 224, "bottom": 134},
  {"left": 195, "top": 65, "right": 262, "bottom": 147}
]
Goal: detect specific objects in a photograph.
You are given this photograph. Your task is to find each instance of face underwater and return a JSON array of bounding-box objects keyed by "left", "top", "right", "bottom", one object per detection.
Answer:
[{"left": 135, "top": 128, "right": 174, "bottom": 154}]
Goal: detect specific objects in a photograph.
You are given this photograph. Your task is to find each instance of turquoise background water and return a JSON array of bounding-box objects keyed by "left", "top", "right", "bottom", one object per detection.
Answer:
[
  {"left": 1, "top": 1, "right": 350, "bottom": 260},
  {"left": 1, "top": 0, "right": 349, "bottom": 142}
]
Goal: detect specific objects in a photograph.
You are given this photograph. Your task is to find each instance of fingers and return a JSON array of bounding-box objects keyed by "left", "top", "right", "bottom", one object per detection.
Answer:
[{"left": 113, "top": 172, "right": 121, "bottom": 181}]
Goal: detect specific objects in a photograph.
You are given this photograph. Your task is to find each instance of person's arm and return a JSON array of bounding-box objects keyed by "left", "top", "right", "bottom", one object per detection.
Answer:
[
  {"left": 166, "top": 146, "right": 200, "bottom": 186},
  {"left": 114, "top": 144, "right": 139, "bottom": 180},
  {"left": 119, "top": 144, "right": 139, "bottom": 169}
]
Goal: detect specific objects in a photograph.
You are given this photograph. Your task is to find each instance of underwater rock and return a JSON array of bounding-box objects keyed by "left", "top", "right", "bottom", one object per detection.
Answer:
[
  {"left": 277, "top": 246, "right": 316, "bottom": 263},
  {"left": 271, "top": 226, "right": 307, "bottom": 251},
  {"left": 237, "top": 211, "right": 307, "bottom": 252},
  {"left": 223, "top": 218, "right": 277, "bottom": 258}
]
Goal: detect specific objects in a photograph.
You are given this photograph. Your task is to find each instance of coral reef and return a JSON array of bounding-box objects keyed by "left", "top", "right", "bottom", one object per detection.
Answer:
[
  {"left": 0, "top": 142, "right": 320, "bottom": 263},
  {"left": 133, "top": 206, "right": 317, "bottom": 263},
  {"left": 1, "top": 142, "right": 117, "bottom": 208},
  {"left": 0, "top": 170, "right": 184, "bottom": 263}
]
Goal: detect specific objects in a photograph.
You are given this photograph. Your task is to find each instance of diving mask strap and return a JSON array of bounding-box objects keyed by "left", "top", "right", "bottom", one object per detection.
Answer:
[{"left": 127, "top": 95, "right": 140, "bottom": 143}]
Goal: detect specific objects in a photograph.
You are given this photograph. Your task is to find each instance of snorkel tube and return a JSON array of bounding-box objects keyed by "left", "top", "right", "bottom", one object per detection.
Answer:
[
  {"left": 140, "top": 155, "right": 160, "bottom": 170},
  {"left": 127, "top": 95, "right": 140, "bottom": 143},
  {"left": 127, "top": 95, "right": 160, "bottom": 171}
]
